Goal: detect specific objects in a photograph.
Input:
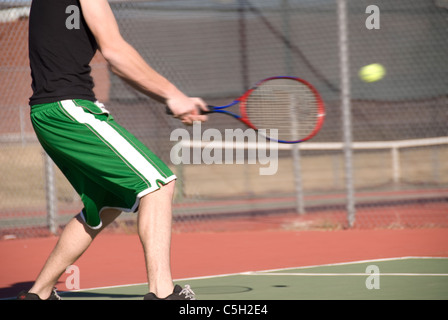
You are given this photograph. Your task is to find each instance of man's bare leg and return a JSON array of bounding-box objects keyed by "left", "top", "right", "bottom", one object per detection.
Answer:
[
  {"left": 27, "top": 181, "right": 176, "bottom": 300},
  {"left": 137, "top": 180, "right": 176, "bottom": 299},
  {"left": 27, "top": 209, "right": 122, "bottom": 299}
]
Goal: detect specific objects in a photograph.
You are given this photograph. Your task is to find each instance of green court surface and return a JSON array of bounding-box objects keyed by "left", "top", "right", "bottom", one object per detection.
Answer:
[{"left": 60, "top": 257, "right": 448, "bottom": 300}]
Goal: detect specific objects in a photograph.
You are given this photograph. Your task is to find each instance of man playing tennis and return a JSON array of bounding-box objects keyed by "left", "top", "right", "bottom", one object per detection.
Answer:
[{"left": 18, "top": 0, "right": 207, "bottom": 300}]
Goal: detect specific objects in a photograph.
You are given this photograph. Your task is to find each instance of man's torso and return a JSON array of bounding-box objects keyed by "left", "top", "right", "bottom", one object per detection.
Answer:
[{"left": 29, "top": 0, "right": 98, "bottom": 105}]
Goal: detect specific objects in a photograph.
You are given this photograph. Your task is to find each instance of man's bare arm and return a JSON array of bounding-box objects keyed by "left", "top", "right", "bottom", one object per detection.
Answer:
[{"left": 79, "top": 0, "right": 206, "bottom": 123}]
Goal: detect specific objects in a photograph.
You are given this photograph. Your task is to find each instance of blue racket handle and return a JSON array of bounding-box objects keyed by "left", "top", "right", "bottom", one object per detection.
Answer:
[{"left": 166, "top": 105, "right": 215, "bottom": 116}]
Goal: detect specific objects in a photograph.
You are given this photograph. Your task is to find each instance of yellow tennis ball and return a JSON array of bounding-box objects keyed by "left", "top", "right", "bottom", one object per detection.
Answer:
[{"left": 359, "top": 63, "right": 386, "bottom": 82}]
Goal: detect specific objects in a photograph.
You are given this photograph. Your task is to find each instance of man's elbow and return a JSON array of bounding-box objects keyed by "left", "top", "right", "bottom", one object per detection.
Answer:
[
  {"left": 99, "top": 45, "right": 120, "bottom": 66},
  {"left": 97, "top": 36, "right": 127, "bottom": 65}
]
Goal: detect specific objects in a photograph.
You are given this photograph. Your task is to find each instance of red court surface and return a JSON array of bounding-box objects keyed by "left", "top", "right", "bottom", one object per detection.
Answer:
[{"left": 1, "top": 228, "right": 447, "bottom": 299}]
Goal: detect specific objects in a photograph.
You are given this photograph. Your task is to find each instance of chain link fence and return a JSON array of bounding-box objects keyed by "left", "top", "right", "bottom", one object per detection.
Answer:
[{"left": 0, "top": 0, "right": 447, "bottom": 238}]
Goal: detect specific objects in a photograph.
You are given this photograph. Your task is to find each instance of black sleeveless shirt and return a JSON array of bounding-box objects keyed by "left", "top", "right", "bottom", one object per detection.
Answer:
[{"left": 28, "top": 0, "right": 98, "bottom": 105}]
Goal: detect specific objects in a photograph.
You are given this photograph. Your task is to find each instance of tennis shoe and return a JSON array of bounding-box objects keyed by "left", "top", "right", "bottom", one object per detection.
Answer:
[
  {"left": 144, "top": 284, "right": 196, "bottom": 300},
  {"left": 17, "top": 288, "right": 61, "bottom": 300}
]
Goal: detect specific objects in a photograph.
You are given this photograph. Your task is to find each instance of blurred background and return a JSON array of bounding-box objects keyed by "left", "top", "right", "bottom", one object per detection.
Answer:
[{"left": 1, "top": 0, "right": 447, "bottom": 238}]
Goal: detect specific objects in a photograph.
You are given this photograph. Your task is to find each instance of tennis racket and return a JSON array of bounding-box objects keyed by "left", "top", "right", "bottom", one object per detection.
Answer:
[{"left": 167, "top": 76, "right": 325, "bottom": 144}]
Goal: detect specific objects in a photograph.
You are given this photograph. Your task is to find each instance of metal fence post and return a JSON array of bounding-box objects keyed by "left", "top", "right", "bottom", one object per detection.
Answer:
[
  {"left": 44, "top": 152, "right": 57, "bottom": 234},
  {"left": 338, "top": 0, "right": 356, "bottom": 227}
]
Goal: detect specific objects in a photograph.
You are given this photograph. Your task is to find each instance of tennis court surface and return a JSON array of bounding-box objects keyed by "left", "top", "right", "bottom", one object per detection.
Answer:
[
  {"left": 60, "top": 257, "right": 448, "bottom": 300},
  {"left": 1, "top": 228, "right": 447, "bottom": 301}
]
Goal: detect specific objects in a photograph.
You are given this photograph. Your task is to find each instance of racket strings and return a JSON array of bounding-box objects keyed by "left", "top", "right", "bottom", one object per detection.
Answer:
[{"left": 245, "top": 79, "right": 321, "bottom": 142}]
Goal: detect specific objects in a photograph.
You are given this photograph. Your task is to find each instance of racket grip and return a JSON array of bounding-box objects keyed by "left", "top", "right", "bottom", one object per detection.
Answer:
[{"left": 165, "top": 105, "right": 214, "bottom": 116}]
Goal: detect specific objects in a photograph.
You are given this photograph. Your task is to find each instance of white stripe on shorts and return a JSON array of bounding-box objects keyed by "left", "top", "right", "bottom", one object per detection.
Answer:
[{"left": 60, "top": 100, "right": 175, "bottom": 197}]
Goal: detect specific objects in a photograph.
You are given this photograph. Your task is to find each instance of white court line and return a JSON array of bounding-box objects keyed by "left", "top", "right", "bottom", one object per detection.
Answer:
[
  {"left": 241, "top": 256, "right": 448, "bottom": 274},
  {"left": 244, "top": 272, "right": 448, "bottom": 277},
  {"left": 64, "top": 256, "right": 448, "bottom": 293},
  {"left": 4, "top": 256, "right": 446, "bottom": 299},
  {"left": 55, "top": 256, "right": 448, "bottom": 292},
  {"left": 242, "top": 256, "right": 448, "bottom": 277}
]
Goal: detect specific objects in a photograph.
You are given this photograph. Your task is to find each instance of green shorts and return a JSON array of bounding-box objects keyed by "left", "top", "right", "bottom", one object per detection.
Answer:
[{"left": 30, "top": 99, "right": 176, "bottom": 229}]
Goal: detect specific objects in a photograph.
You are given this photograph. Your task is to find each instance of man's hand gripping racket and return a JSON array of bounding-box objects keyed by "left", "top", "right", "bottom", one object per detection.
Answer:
[{"left": 167, "top": 76, "right": 325, "bottom": 143}]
